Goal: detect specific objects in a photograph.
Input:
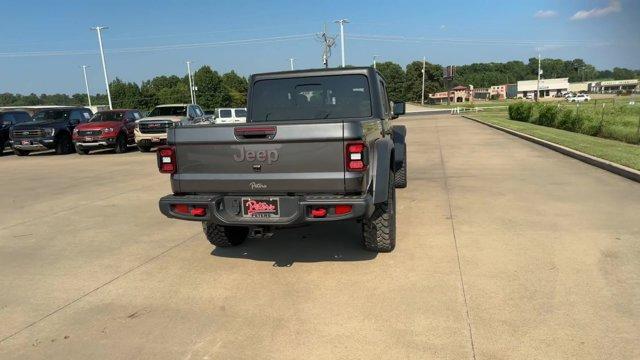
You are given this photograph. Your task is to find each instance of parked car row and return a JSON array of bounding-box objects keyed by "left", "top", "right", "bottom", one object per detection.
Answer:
[{"left": 1, "top": 104, "right": 247, "bottom": 156}]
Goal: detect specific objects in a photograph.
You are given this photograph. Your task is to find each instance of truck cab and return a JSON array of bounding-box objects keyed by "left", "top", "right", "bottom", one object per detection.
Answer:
[
  {"left": 158, "top": 67, "right": 407, "bottom": 252},
  {"left": 134, "top": 104, "right": 206, "bottom": 152},
  {"left": 11, "top": 107, "right": 93, "bottom": 156}
]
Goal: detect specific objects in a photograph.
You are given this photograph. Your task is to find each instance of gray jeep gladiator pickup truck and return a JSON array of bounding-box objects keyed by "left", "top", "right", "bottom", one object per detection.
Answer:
[{"left": 158, "top": 67, "right": 407, "bottom": 252}]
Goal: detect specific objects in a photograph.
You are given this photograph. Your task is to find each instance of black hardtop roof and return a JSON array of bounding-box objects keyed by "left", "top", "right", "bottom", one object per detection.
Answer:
[{"left": 250, "top": 66, "right": 383, "bottom": 82}]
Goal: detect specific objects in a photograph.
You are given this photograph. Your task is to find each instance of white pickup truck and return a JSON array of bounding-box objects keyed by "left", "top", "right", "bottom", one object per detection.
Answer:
[{"left": 214, "top": 108, "right": 247, "bottom": 124}]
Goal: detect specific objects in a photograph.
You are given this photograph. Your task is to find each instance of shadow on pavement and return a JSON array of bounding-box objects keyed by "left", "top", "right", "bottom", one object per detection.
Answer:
[{"left": 211, "top": 220, "right": 377, "bottom": 267}]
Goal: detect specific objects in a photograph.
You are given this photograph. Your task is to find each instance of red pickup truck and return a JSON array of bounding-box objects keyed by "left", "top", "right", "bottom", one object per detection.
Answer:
[{"left": 72, "top": 109, "right": 142, "bottom": 154}]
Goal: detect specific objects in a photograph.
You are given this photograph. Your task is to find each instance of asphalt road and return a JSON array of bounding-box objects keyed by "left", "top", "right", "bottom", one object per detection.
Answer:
[{"left": 1, "top": 115, "right": 639, "bottom": 359}]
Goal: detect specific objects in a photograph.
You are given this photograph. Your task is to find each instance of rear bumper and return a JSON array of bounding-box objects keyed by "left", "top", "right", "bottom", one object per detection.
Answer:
[{"left": 159, "top": 194, "right": 373, "bottom": 226}]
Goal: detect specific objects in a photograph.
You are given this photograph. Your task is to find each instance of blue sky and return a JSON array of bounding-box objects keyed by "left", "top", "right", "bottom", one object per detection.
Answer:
[{"left": 1, "top": 0, "right": 638, "bottom": 94}]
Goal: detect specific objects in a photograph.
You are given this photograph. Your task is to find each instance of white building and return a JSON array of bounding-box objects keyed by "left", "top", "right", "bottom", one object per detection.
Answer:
[{"left": 517, "top": 78, "right": 569, "bottom": 99}]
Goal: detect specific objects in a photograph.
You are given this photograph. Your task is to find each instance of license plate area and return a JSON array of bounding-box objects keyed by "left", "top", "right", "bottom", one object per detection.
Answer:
[{"left": 241, "top": 198, "right": 280, "bottom": 218}]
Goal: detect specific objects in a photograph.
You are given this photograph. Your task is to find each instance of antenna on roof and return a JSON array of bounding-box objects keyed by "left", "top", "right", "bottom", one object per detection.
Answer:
[{"left": 315, "top": 23, "right": 337, "bottom": 69}]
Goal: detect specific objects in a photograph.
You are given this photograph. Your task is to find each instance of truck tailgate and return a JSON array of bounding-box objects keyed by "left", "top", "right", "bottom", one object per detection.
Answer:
[{"left": 170, "top": 122, "right": 345, "bottom": 194}]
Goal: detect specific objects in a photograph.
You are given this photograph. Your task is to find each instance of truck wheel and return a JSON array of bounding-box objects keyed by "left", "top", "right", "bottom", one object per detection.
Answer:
[
  {"left": 362, "top": 171, "right": 396, "bottom": 252},
  {"left": 55, "top": 134, "right": 72, "bottom": 155},
  {"left": 14, "top": 148, "right": 30, "bottom": 156},
  {"left": 394, "top": 157, "right": 407, "bottom": 189},
  {"left": 204, "top": 223, "right": 249, "bottom": 247},
  {"left": 138, "top": 144, "right": 151, "bottom": 153},
  {"left": 114, "top": 134, "right": 128, "bottom": 153},
  {"left": 75, "top": 145, "right": 90, "bottom": 155}
]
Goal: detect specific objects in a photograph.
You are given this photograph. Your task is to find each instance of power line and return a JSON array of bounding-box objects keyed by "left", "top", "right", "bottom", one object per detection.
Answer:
[
  {"left": 348, "top": 34, "right": 610, "bottom": 47},
  {"left": 0, "top": 33, "right": 316, "bottom": 58}
]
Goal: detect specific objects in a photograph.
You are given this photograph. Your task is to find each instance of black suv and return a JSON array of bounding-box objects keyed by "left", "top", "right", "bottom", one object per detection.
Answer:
[
  {"left": 11, "top": 107, "right": 93, "bottom": 156},
  {"left": 1, "top": 110, "right": 33, "bottom": 155}
]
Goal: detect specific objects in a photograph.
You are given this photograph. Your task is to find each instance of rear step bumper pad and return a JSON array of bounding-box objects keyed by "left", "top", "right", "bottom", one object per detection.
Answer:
[{"left": 159, "top": 194, "right": 372, "bottom": 225}]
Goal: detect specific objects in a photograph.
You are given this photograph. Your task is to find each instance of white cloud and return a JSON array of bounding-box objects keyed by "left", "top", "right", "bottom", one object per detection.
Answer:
[
  {"left": 571, "top": 0, "right": 621, "bottom": 20},
  {"left": 534, "top": 10, "right": 558, "bottom": 19},
  {"left": 440, "top": 25, "right": 446, "bottom": 30}
]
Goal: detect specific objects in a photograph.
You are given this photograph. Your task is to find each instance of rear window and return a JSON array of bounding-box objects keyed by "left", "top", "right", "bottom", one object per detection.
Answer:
[
  {"left": 250, "top": 75, "right": 372, "bottom": 122},
  {"left": 148, "top": 106, "right": 187, "bottom": 117},
  {"left": 235, "top": 109, "right": 247, "bottom": 117},
  {"left": 219, "top": 110, "right": 232, "bottom": 118}
]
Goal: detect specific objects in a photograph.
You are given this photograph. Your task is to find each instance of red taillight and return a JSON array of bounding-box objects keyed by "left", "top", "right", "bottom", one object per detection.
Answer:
[
  {"left": 157, "top": 146, "right": 176, "bottom": 174},
  {"left": 334, "top": 205, "right": 352, "bottom": 215},
  {"left": 346, "top": 141, "right": 367, "bottom": 171}
]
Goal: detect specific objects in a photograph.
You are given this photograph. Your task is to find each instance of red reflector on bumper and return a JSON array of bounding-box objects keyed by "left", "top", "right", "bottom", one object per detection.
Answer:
[
  {"left": 172, "top": 204, "right": 189, "bottom": 214},
  {"left": 334, "top": 205, "right": 352, "bottom": 215},
  {"left": 190, "top": 207, "right": 207, "bottom": 217},
  {"left": 311, "top": 207, "right": 327, "bottom": 218}
]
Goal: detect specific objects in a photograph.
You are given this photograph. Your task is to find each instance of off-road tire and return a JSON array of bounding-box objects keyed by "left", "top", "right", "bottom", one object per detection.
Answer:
[
  {"left": 75, "top": 145, "right": 90, "bottom": 155},
  {"left": 114, "top": 133, "right": 128, "bottom": 154},
  {"left": 362, "top": 170, "right": 396, "bottom": 252},
  {"left": 138, "top": 144, "right": 151, "bottom": 153},
  {"left": 204, "top": 223, "right": 249, "bottom": 247},
  {"left": 394, "top": 157, "right": 407, "bottom": 188},
  {"left": 55, "top": 134, "right": 72, "bottom": 155},
  {"left": 14, "top": 148, "right": 30, "bottom": 156}
]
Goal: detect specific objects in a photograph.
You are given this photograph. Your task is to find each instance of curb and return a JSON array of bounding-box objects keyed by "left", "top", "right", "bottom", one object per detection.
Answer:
[{"left": 462, "top": 115, "right": 640, "bottom": 183}]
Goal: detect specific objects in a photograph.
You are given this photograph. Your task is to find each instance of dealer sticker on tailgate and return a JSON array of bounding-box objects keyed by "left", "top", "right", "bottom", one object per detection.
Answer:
[{"left": 241, "top": 198, "right": 280, "bottom": 218}]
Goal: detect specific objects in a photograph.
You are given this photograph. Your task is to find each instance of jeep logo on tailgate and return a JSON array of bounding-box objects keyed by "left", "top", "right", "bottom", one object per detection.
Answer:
[{"left": 233, "top": 145, "right": 279, "bottom": 164}]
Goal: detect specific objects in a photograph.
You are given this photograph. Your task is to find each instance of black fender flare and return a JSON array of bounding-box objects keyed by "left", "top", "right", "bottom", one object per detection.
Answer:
[
  {"left": 391, "top": 125, "right": 406, "bottom": 172},
  {"left": 371, "top": 137, "right": 394, "bottom": 204}
]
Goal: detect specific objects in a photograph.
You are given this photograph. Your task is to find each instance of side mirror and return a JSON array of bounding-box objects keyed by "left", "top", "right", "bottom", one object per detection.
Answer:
[{"left": 391, "top": 101, "right": 406, "bottom": 119}]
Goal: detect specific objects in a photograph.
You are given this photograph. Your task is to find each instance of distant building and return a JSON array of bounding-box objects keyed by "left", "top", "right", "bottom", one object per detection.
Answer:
[
  {"left": 517, "top": 78, "right": 569, "bottom": 99},
  {"left": 568, "top": 82, "right": 592, "bottom": 93},
  {"left": 429, "top": 85, "right": 473, "bottom": 104},
  {"left": 590, "top": 79, "right": 638, "bottom": 93}
]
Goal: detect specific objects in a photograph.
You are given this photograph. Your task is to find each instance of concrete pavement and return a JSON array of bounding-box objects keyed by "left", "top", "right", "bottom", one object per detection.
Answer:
[{"left": 0, "top": 115, "right": 639, "bottom": 359}]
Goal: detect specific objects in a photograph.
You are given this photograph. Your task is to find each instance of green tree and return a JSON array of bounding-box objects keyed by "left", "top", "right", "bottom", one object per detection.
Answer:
[
  {"left": 194, "top": 66, "right": 231, "bottom": 110},
  {"left": 612, "top": 67, "right": 636, "bottom": 80},
  {"left": 404, "top": 60, "right": 443, "bottom": 102},
  {"left": 109, "top": 78, "right": 142, "bottom": 109},
  {"left": 376, "top": 61, "right": 406, "bottom": 101},
  {"left": 222, "top": 71, "right": 248, "bottom": 107}
]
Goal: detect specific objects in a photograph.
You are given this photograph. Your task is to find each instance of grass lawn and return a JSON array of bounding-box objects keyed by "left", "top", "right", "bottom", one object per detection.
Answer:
[{"left": 470, "top": 108, "right": 640, "bottom": 171}]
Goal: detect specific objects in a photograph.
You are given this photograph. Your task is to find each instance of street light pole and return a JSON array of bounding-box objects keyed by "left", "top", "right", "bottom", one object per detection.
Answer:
[
  {"left": 373, "top": 55, "right": 379, "bottom": 69},
  {"left": 536, "top": 52, "right": 541, "bottom": 103},
  {"left": 289, "top": 58, "right": 295, "bottom": 70},
  {"left": 91, "top": 26, "right": 112, "bottom": 110},
  {"left": 81, "top": 65, "right": 92, "bottom": 107},
  {"left": 421, "top": 56, "right": 426, "bottom": 106},
  {"left": 334, "top": 19, "right": 349, "bottom": 67},
  {"left": 186, "top": 61, "right": 194, "bottom": 104}
]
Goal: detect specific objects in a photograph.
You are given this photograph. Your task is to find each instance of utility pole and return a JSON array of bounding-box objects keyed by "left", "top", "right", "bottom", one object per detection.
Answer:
[
  {"left": 334, "top": 19, "right": 349, "bottom": 67},
  {"left": 289, "top": 58, "right": 295, "bottom": 70},
  {"left": 316, "top": 23, "right": 336, "bottom": 68},
  {"left": 373, "top": 55, "right": 379, "bottom": 69},
  {"left": 421, "top": 56, "right": 426, "bottom": 105},
  {"left": 81, "top": 65, "right": 92, "bottom": 107},
  {"left": 186, "top": 61, "right": 194, "bottom": 104},
  {"left": 91, "top": 26, "right": 112, "bottom": 110},
  {"left": 536, "top": 52, "right": 541, "bottom": 103}
]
